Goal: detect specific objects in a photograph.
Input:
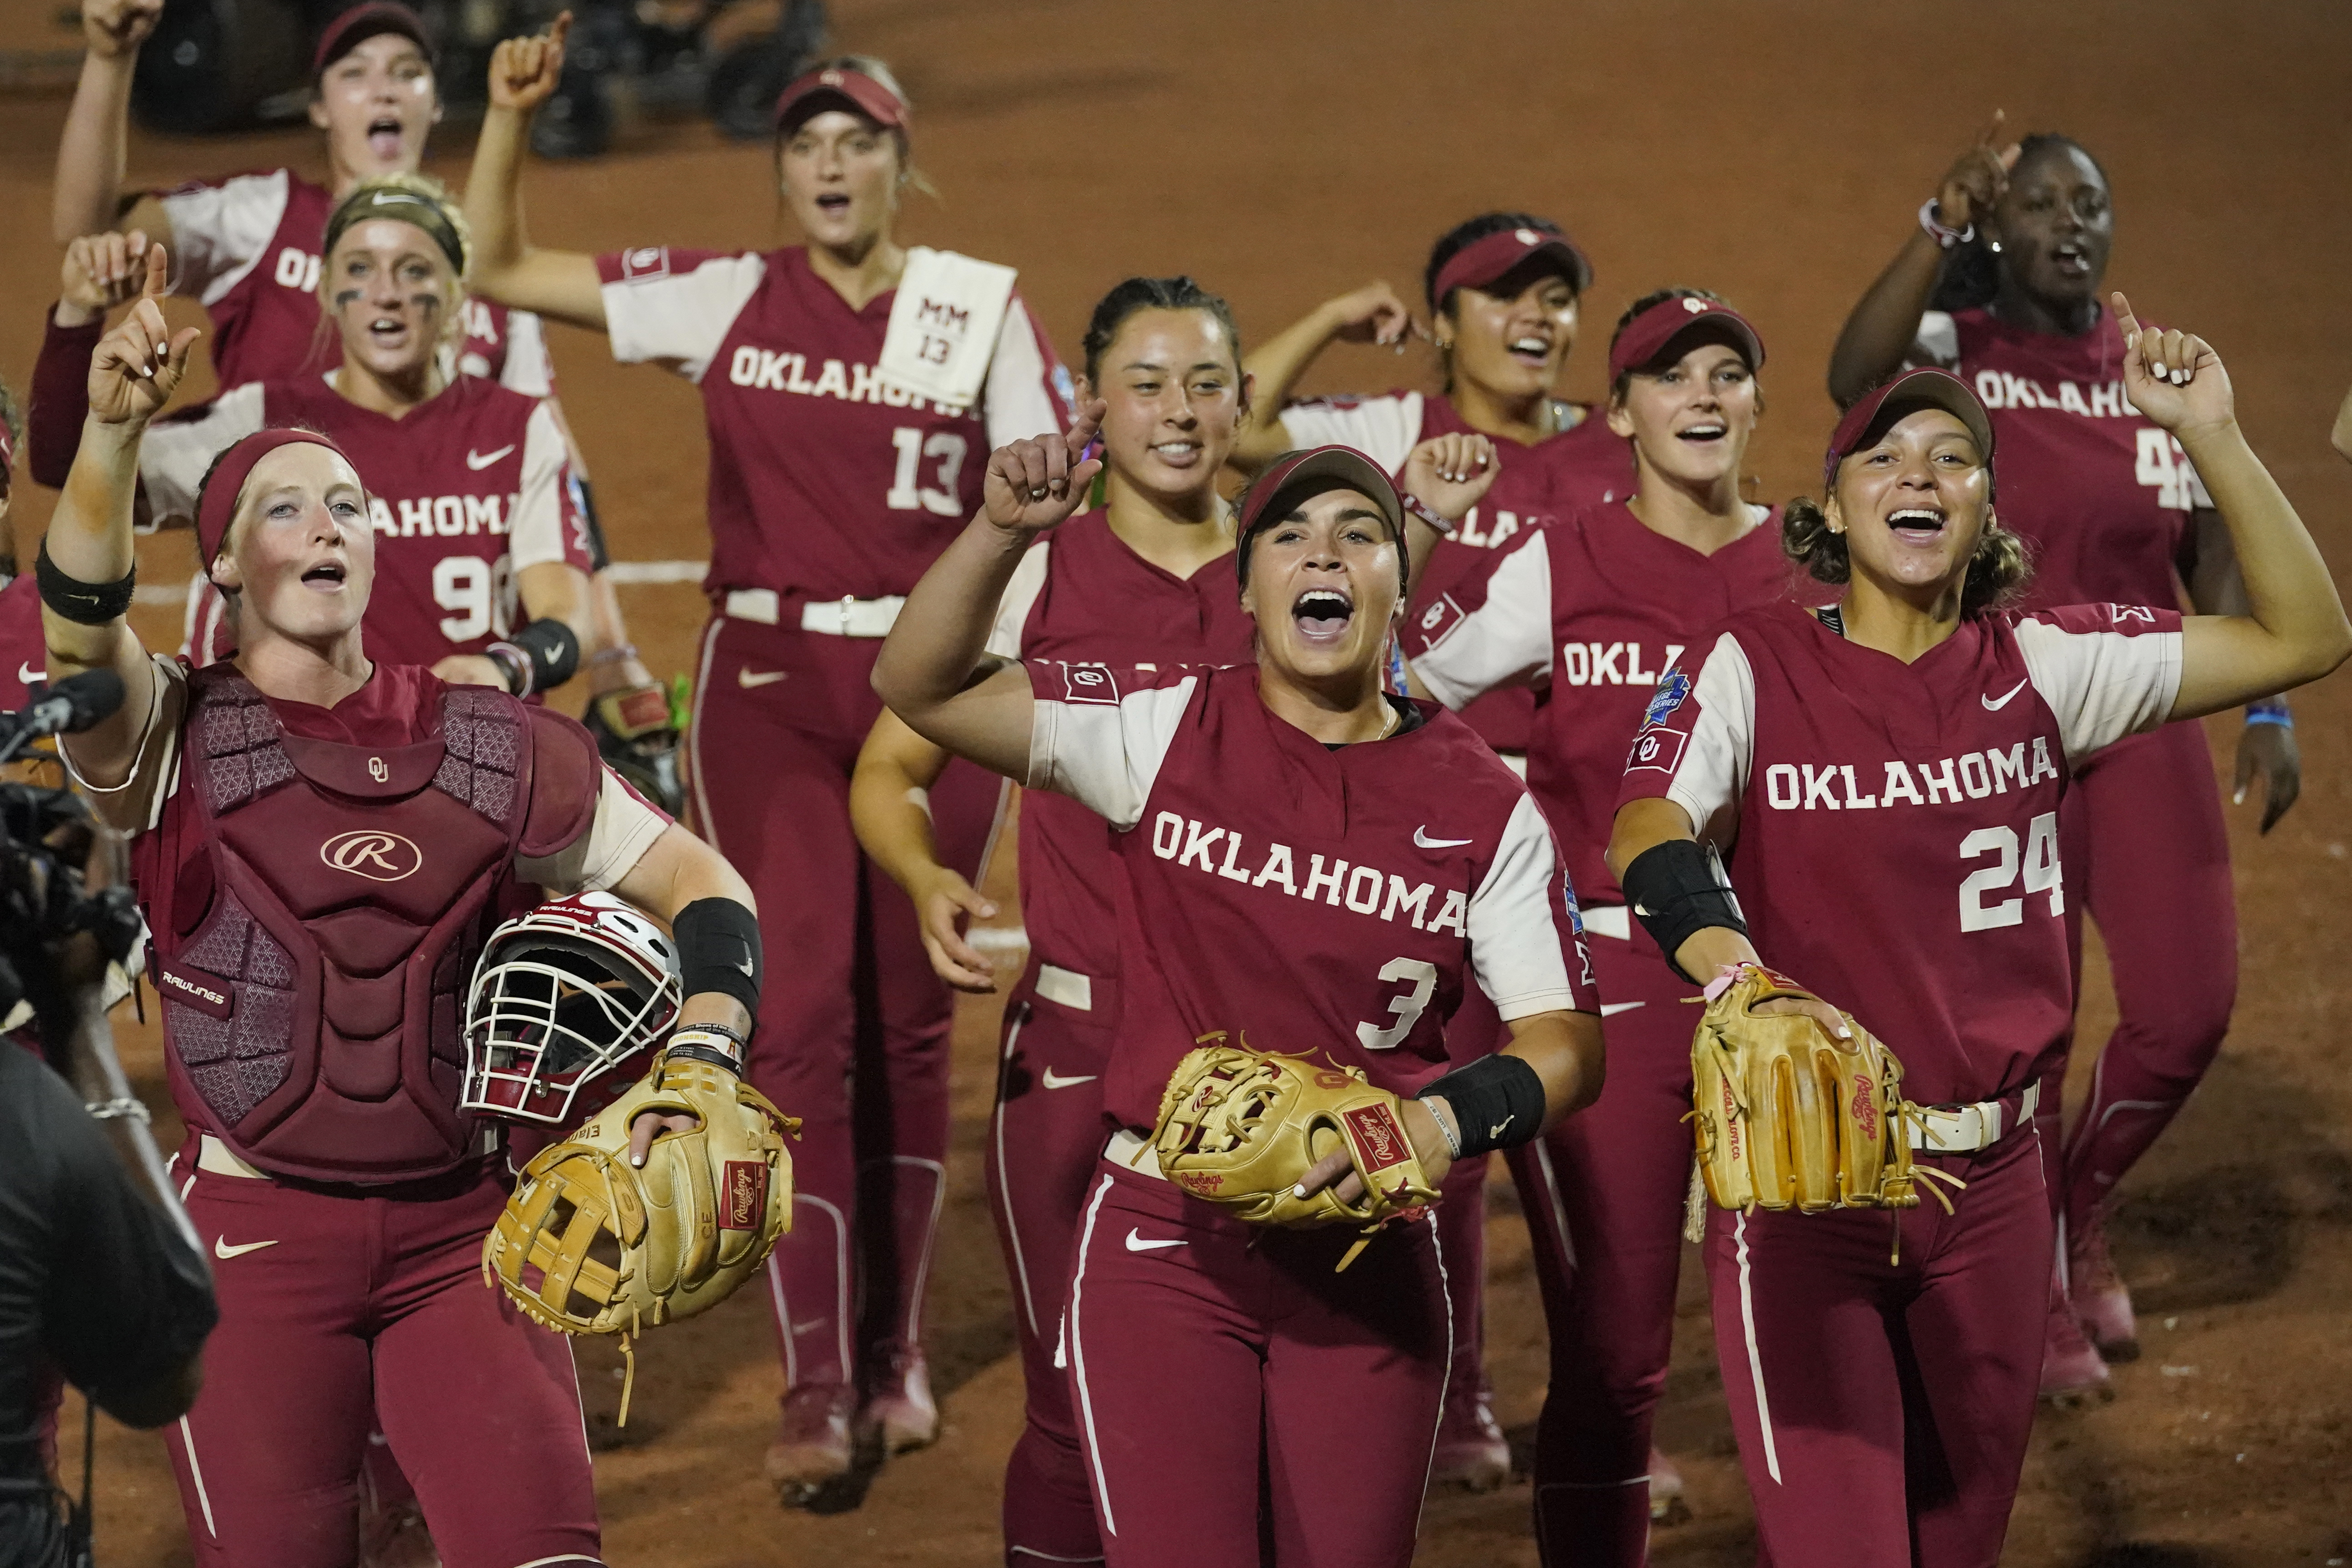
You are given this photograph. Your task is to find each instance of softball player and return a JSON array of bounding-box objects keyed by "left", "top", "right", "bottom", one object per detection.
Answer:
[
  {"left": 1406, "top": 290, "right": 1806, "bottom": 1563},
  {"left": 34, "top": 183, "right": 595, "bottom": 695},
  {"left": 48, "top": 0, "right": 669, "bottom": 800},
  {"left": 872, "top": 410, "right": 1603, "bottom": 1567},
  {"left": 855, "top": 276, "right": 1259, "bottom": 1563},
  {"left": 1236, "top": 213, "right": 1632, "bottom": 1481},
  {"left": 46, "top": 268, "right": 772, "bottom": 1568},
  {"left": 1608, "top": 325, "right": 2346, "bottom": 1565},
  {"left": 1825, "top": 122, "right": 2296, "bottom": 1395},
  {"left": 461, "top": 23, "right": 1072, "bottom": 1494}
]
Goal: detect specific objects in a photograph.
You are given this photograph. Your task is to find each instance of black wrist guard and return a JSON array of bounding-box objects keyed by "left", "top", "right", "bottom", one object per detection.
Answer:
[
  {"left": 1420, "top": 1054, "right": 1547, "bottom": 1157},
  {"left": 1623, "top": 838, "right": 1748, "bottom": 984},
  {"left": 675, "top": 897, "right": 760, "bottom": 1020},
  {"left": 512, "top": 618, "right": 580, "bottom": 695},
  {"left": 36, "top": 541, "right": 136, "bottom": 626}
]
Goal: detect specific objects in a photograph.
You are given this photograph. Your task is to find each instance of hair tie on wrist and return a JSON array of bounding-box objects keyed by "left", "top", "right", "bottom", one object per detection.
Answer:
[{"left": 1918, "top": 198, "right": 1975, "bottom": 251}]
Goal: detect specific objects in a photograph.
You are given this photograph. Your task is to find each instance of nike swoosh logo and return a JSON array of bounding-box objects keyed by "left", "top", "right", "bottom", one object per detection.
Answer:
[
  {"left": 1981, "top": 678, "right": 2030, "bottom": 711},
  {"left": 737, "top": 668, "right": 789, "bottom": 689},
  {"left": 1124, "top": 1229, "right": 1185, "bottom": 1252},
  {"left": 464, "top": 444, "right": 516, "bottom": 471},
  {"left": 214, "top": 1237, "right": 279, "bottom": 1259},
  {"left": 1040, "top": 1068, "right": 1098, "bottom": 1090},
  {"left": 1414, "top": 827, "right": 1474, "bottom": 849},
  {"left": 1487, "top": 1115, "right": 1514, "bottom": 1141},
  {"left": 1600, "top": 1001, "right": 1645, "bottom": 1017},
  {"left": 15, "top": 662, "right": 38, "bottom": 686}
]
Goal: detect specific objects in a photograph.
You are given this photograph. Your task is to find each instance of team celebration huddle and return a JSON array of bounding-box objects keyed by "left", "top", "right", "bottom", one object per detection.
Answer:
[{"left": 3, "top": 0, "right": 2347, "bottom": 1564}]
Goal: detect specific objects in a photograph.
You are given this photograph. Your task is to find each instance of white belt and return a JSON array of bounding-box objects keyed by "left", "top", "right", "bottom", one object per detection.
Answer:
[
  {"left": 197, "top": 1128, "right": 497, "bottom": 1180},
  {"left": 721, "top": 590, "right": 906, "bottom": 637},
  {"left": 1105, "top": 1126, "right": 1166, "bottom": 1180},
  {"left": 1582, "top": 903, "right": 1631, "bottom": 942},
  {"left": 1910, "top": 1080, "right": 2040, "bottom": 1154},
  {"left": 1034, "top": 962, "right": 1094, "bottom": 1012},
  {"left": 198, "top": 1133, "right": 267, "bottom": 1178}
]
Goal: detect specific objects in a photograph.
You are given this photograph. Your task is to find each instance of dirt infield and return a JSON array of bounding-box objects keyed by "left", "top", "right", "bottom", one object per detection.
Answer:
[{"left": 3, "top": 0, "right": 2351, "bottom": 1562}]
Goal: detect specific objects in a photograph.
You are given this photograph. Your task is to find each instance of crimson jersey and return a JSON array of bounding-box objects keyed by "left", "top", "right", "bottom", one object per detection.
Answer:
[
  {"left": 1408, "top": 501, "right": 1808, "bottom": 903},
  {"left": 982, "top": 516, "right": 1257, "bottom": 981},
  {"left": 1914, "top": 306, "right": 2210, "bottom": 609},
  {"left": 0, "top": 576, "right": 42, "bottom": 710},
  {"left": 157, "top": 169, "right": 551, "bottom": 393},
  {"left": 1281, "top": 391, "right": 1633, "bottom": 751},
  {"left": 594, "top": 245, "right": 1071, "bottom": 605},
  {"left": 1024, "top": 663, "right": 1593, "bottom": 1130},
  {"left": 140, "top": 374, "right": 591, "bottom": 669},
  {"left": 1616, "top": 601, "right": 2182, "bottom": 1105}
]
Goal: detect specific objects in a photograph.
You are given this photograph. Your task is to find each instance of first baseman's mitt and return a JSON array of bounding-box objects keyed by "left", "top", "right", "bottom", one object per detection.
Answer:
[
  {"left": 1151, "top": 1044, "right": 1441, "bottom": 1269},
  {"left": 484, "top": 1050, "right": 799, "bottom": 1420},
  {"left": 1686, "top": 964, "right": 1950, "bottom": 1238}
]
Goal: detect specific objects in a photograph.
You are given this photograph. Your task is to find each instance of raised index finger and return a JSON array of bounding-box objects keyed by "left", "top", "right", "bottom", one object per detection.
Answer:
[
  {"left": 2109, "top": 291, "right": 2142, "bottom": 345},
  {"left": 141, "top": 243, "right": 170, "bottom": 301}
]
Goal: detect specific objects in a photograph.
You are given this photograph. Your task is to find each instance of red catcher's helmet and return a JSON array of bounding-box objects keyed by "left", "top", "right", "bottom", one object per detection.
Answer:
[{"left": 461, "top": 892, "right": 682, "bottom": 1127}]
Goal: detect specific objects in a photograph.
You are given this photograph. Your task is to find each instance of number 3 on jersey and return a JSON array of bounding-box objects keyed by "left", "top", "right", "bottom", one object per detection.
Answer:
[
  {"left": 1357, "top": 958, "right": 1438, "bottom": 1050},
  {"left": 1957, "top": 812, "right": 2062, "bottom": 932},
  {"left": 887, "top": 427, "right": 968, "bottom": 515}
]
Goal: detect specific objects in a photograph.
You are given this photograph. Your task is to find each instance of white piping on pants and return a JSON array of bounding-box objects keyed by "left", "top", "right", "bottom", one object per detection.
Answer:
[
  {"left": 993, "top": 1007, "right": 1041, "bottom": 1337},
  {"left": 1410, "top": 1207, "right": 1458, "bottom": 1540},
  {"left": 1528, "top": 1136, "right": 1577, "bottom": 1275},
  {"left": 767, "top": 1193, "right": 851, "bottom": 1386},
  {"left": 686, "top": 617, "right": 725, "bottom": 851},
  {"left": 1069, "top": 1172, "right": 1117, "bottom": 1537},
  {"left": 178, "top": 1415, "right": 217, "bottom": 1535},
  {"left": 1734, "top": 1211, "right": 1782, "bottom": 1483},
  {"left": 890, "top": 1155, "right": 948, "bottom": 1345}
]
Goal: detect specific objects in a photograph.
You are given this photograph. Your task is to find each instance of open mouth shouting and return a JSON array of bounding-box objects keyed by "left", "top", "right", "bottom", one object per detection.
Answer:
[
  {"left": 1677, "top": 420, "right": 1728, "bottom": 446},
  {"left": 301, "top": 558, "right": 350, "bottom": 592},
  {"left": 1292, "top": 587, "right": 1354, "bottom": 647},
  {"left": 813, "top": 192, "right": 852, "bottom": 220},
  {"left": 2049, "top": 238, "right": 2092, "bottom": 279},
  {"left": 365, "top": 308, "right": 416, "bottom": 353},
  {"left": 1885, "top": 506, "right": 1948, "bottom": 545},
  {"left": 366, "top": 115, "right": 406, "bottom": 161}
]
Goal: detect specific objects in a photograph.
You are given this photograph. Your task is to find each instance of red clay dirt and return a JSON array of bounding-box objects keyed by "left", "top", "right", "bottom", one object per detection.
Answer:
[{"left": 1, "top": 1, "right": 2349, "bottom": 1562}]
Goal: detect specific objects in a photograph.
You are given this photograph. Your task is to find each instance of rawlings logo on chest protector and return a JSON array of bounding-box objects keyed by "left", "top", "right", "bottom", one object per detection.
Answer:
[
  {"left": 319, "top": 830, "right": 424, "bottom": 882},
  {"left": 160, "top": 672, "right": 535, "bottom": 1182}
]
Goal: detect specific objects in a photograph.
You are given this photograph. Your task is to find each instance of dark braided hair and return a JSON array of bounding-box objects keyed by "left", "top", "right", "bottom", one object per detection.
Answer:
[
  {"left": 1422, "top": 211, "right": 1573, "bottom": 314},
  {"left": 1930, "top": 133, "right": 2111, "bottom": 313},
  {"left": 1079, "top": 276, "right": 1242, "bottom": 385}
]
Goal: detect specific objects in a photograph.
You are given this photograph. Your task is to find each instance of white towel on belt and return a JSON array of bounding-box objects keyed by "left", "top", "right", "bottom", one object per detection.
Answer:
[{"left": 878, "top": 247, "right": 1018, "bottom": 411}]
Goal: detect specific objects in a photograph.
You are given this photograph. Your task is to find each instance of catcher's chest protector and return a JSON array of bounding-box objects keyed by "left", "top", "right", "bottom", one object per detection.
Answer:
[{"left": 152, "top": 668, "right": 532, "bottom": 1182}]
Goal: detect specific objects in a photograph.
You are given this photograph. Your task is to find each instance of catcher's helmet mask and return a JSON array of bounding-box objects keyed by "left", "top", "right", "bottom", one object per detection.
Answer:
[{"left": 462, "top": 892, "right": 684, "bottom": 1126}]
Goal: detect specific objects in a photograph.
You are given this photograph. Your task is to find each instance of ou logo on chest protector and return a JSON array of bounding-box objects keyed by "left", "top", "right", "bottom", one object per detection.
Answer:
[{"left": 319, "top": 830, "right": 424, "bottom": 883}]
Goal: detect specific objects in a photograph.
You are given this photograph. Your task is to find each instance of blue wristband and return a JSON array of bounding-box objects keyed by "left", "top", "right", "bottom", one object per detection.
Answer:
[{"left": 2245, "top": 697, "right": 2293, "bottom": 730}]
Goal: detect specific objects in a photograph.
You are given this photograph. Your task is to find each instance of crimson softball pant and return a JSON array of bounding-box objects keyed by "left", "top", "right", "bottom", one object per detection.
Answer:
[
  {"left": 1505, "top": 913, "right": 1701, "bottom": 1568},
  {"left": 161, "top": 1146, "right": 600, "bottom": 1568},
  {"left": 1067, "top": 1159, "right": 1453, "bottom": 1568},
  {"left": 687, "top": 614, "right": 996, "bottom": 1391},
  {"left": 2044, "top": 723, "right": 2238, "bottom": 1242},
  {"left": 988, "top": 961, "right": 1116, "bottom": 1563},
  {"left": 1706, "top": 1125, "right": 2050, "bottom": 1568}
]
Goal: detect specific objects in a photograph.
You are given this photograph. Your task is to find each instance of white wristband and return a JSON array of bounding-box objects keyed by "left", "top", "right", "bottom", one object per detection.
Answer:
[{"left": 1918, "top": 198, "right": 1975, "bottom": 251}]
